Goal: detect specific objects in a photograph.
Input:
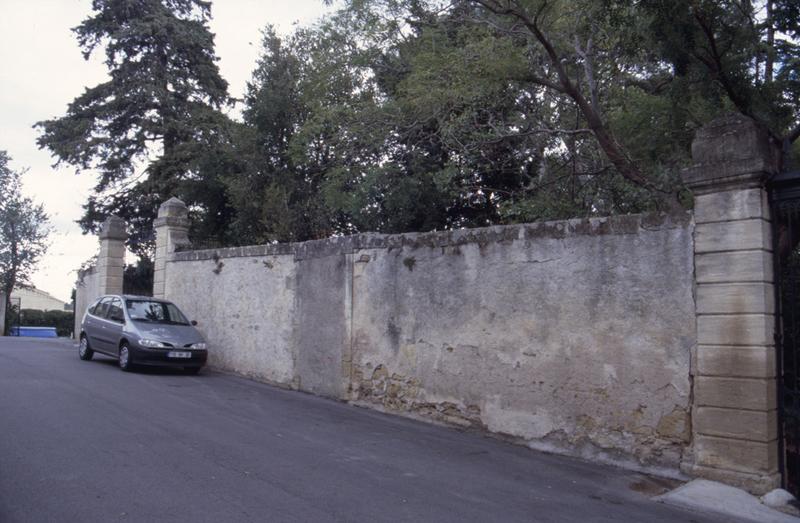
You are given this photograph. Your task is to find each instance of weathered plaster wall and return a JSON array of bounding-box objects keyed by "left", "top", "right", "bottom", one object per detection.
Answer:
[
  {"left": 164, "top": 212, "right": 696, "bottom": 473},
  {"left": 166, "top": 252, "right": 297, "bottom": 385},
  {"left": 350, "top": 214, "right": 695, "bottom": 472},
  {"left": 74, "top": 267, "right": 98, "bottom": 339},
  {"left": 293, "top": 251, "right": 351, "bottom": 397}
]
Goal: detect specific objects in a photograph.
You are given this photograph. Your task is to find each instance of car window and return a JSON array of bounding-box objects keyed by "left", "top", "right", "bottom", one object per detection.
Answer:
[
  {"left": 125, "top": 300, "right": 190, "bottom": 325},
  {"left": 107, "top": 298, "right": 124, "bottom": 323},
  {"left": 94, "top": 297, "right": 112, "bottom": 318},
  {"left": 88, "top": 298, "right": 103, "bottom": 315}
]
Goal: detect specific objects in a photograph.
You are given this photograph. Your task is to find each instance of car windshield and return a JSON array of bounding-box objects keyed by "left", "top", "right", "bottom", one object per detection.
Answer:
[{"left": 125, "top": 300, "right": 190, "bottom": 325}]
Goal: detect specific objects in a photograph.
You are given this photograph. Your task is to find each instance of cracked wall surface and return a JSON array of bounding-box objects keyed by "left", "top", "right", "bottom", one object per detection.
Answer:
[
  {"left": 74, "top": 267, "right": 98, "bottom": 339},
  {"left": 349, "top": 214, "right": 695, "bottom": 472},
  {"left": 162, "top": 212, "right": 696, "bottom": 474},
  {"left": 166, "top": 254, "right": 297, "bottom": 385}
]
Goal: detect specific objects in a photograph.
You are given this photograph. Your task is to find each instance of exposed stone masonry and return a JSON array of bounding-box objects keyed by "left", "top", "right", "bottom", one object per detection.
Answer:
[
  {"left": 680, "top": 114, "right": 780, "bottom": 494},
  {"left": 153, "top": 197, "right": 190, "bottom": 298},
  {"left": 171, "top": 212, "right": 692, "bottom": 263},
  {"left": 96, "top": 216, "right": 127, "bottom": 296}
]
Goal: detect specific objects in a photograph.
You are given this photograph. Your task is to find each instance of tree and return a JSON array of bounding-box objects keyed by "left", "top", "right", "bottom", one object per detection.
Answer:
[
  {"left": 122, "top": 257, "right": 154, "bottom": 296},
  {"left": 638, "top": 0, "right": 800, "bottom": 145},
  {"left": 229, "top": 15, "right": 518, "bottom": 241},
  {"left": 223, "top": 27, "right": 330, "bottom": 244},
  {"left": 36, "top": 0, "right": 232, "bottom": 257},
  {"left": 303, "top": 0, "right": 800, "bottom": 225},
  {"left": 0, "top": 151, "right": 51, "bottom": 335}
]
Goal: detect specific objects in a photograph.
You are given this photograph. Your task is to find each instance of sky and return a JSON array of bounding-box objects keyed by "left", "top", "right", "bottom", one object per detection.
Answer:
[{"left": 0, "top": 0, "right": 333, "bottom": 303}]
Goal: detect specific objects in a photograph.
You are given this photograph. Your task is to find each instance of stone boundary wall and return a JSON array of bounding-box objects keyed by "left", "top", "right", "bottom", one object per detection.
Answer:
[
  {"left": 74, "top": 266, "right": 99, "bottom": 339},
  {"left": 172, "top": 212, "right": 683, "bottom": 261},
  {"left": 72, "top": 217, "right": 128, "bottom": 339},
  {"left": 70, "top": 115, "right": 783, "bottom": 494},
  {"left": 165, "top": 212, "right": 697, "bottom": 475}
]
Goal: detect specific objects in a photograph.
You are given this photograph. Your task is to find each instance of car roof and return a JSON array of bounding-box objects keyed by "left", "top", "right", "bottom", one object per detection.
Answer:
[
  {"left": 99, "top": 294, "right": 170, "bottom": 302},
  {"left": 123, "top": 294, "right": 170, "bottom": 302}
]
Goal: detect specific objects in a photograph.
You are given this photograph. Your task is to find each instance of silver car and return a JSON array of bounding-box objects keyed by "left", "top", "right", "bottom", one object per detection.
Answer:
[{"left": 79, "top": 295, "right": 208, "bottom": 373}]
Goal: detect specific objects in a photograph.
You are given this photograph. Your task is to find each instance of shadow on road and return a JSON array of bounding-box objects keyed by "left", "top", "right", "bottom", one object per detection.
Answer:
[{"left": 85, "top": 352, "right": 204, "bottom": 376}]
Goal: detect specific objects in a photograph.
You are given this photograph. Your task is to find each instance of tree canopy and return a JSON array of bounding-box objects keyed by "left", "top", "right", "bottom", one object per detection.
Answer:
[
  {"left": 38, "top": 0, "right": 800, "bottom": 251},
  {"left": 221, "top": 0, "right": 799, "bottom": 243},
  {"left": 36, "top": 0, "right": 233, "bottom": 257}
]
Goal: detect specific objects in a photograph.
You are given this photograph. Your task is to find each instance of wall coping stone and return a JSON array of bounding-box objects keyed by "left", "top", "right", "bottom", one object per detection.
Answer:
[
  {"left": 75, "top": 265, "right": 97, "bottom": 287},
  {"left": 681, "top": 114, "right": 781, "bottom": 194},
  {"left": 98, "top": 216, "right": 128, "bottom": 241},
  {"left": 154, "top": 215, "right": 190, "bottom": 229},
  {"left": 171, "top": 211, "right": 693, "bottom": 263},
  {"left": 158, "top": 197, "right": 189, "bottom": 218}
]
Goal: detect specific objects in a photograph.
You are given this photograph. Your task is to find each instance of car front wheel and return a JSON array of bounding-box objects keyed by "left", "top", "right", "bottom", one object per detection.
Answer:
[
  {"left": 118, "top": 343, "right": 134, "bottom": 372},
  {"left": 79, "top": 336, "right": 94, "bottom": 361}
]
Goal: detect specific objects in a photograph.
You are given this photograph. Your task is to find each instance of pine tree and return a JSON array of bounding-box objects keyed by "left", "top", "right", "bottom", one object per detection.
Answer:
[{"left": 36, "top": 0, "right": 231, "bottom": 256}]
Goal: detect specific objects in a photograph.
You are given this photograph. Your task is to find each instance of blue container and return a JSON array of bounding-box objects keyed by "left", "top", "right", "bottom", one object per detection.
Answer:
[{"left": 10, "top": 326, "right": 59, "bottom": 338}]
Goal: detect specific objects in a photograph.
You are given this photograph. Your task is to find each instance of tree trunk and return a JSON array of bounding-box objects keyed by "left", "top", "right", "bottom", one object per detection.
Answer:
[
  {"left": 3, "top": 221, "right": 19, "bottom": 335},
  {"left": 3, "top": 284, "right": 11, "bottom": 336},
  {"left": 765, "top": 0, "right": 774, "bottom": 83},
  {"left": 472, "top": 0, "right": 681, "bottom": 211}
]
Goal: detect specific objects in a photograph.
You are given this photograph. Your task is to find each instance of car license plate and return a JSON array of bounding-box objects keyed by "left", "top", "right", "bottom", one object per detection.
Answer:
[{"left": 167, "top": 351, "right": 192, "bottom": 359}]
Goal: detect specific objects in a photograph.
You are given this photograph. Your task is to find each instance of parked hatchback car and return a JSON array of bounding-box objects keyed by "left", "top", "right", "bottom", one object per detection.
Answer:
[{"left": 79, "top": 295, "right": 208, "bottom": 373}]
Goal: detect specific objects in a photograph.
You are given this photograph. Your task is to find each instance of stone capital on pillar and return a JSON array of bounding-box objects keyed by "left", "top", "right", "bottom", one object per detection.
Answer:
[
  {"left": 153, "top": 197, "right": 191, "bottom": 299},
  {"left": 99, "top": 215, "right": 128, "bottom": 241},
  {"left": 682, "top": 113, "right": 780, "bottom": 194},
  {"left": 96, "top": 216, "right": 128, "bottom": 296},
  {"left": 681, "top": 114, "right": 781, "bottom": 494},
  {"left": 154, "top": 197, "right": 191, "bottom": 229}
]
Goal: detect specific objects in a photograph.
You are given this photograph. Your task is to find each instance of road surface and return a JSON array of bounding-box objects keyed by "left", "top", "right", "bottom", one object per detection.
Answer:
[{"left": 0, "top": 337, "right": 730, "bottom": 522}]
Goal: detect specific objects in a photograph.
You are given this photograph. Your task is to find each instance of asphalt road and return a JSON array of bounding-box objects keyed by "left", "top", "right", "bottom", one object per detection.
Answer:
[{"left": 0, "top": 336, "right": 731, "bottom": 523}]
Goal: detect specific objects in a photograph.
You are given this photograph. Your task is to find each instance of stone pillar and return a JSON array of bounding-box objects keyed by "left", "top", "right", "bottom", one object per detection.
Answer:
[
  {"left": 153, "top": 197, "right": 190, "bottom": 299},
  {"left": 96, "top": 216, "right": 127, "bottom": 295},
  {"left": 681, "top": 114, "right": 780, "bottom": 494}
]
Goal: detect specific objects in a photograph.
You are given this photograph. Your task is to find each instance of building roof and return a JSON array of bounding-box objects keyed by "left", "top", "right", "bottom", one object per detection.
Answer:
[{"left": 10, "top": 287, "right": 70, "bottom": 311}]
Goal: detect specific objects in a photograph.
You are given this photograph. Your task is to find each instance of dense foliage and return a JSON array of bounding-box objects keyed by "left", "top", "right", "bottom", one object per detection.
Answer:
[
  {"left": 18, "top": 309, "right": 74, "bottom": 337},
  {"left": 224, "top": 0, "right": 800, "bottom": 243},
  {"left": 0, "top": 151, "right": 51, "bottom": 335},
  {"left": 38, "top": 0, "right": 800, "bottom": 253},
  {"left": 36, "top": 0, "right": 234, "bottom": 257},
  {"left": 123, "top": 258, "right": 154, "bottom": 296}
]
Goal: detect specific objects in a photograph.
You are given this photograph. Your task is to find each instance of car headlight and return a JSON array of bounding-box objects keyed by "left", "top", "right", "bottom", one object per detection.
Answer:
[
  {"left": 140, "top": 339, "right": 167, "bottom": 348},
  {"left": 190, "top": 342, "right": 207, "bottom": 350}
]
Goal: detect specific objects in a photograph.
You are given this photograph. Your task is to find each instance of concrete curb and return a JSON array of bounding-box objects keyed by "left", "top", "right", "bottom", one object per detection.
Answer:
[{"left": 656, "top": 479, "right": 798, "bottom": 522}]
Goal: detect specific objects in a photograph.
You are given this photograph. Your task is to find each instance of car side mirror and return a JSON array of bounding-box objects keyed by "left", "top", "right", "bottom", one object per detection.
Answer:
[
  {"left": 111, "top": 315, "right": 124, "bottom": 323},
  {"left": 191, "top": 320, "right": 198, "bottom": 326}
]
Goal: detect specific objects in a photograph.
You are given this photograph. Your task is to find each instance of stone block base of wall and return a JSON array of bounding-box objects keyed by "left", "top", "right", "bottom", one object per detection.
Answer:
[{"left": 681, "top": 463, "right": 780, "bottom": 495}]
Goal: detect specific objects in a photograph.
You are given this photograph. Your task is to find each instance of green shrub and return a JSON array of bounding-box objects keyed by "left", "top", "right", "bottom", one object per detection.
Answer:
[{"left": 18, "top": 309, "right": 73, "bottom": 337}]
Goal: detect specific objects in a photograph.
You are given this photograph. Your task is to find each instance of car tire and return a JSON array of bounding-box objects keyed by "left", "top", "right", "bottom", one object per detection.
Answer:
[
  {"left": 78, "top": 335, "right": 94, "bottom": 361},
  {"left": 118, "top": 343, "right": 134, "bottom": 372}
]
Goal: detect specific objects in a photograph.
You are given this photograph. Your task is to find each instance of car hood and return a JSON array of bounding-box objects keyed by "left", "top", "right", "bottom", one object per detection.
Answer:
[{"left": 130, "top": 322, "right": 205, "bottom": 346}]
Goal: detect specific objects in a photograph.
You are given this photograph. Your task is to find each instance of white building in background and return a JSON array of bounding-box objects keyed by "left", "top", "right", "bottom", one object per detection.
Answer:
[{"left": 10, "top": 287, "right": 70, "bottom": 312}]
